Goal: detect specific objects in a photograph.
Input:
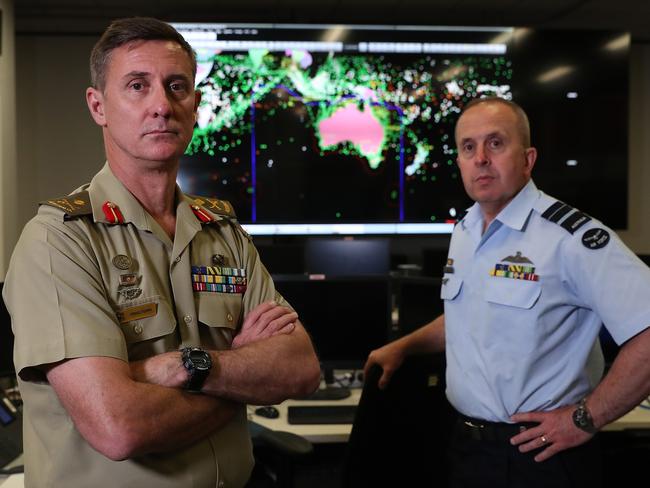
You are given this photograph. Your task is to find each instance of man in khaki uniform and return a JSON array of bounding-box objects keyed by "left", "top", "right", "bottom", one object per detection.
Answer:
[{"left": 3, "top": 17, "right": 321, "bottom": 488}]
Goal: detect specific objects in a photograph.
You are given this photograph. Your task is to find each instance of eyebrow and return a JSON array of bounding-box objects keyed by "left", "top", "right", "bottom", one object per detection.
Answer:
[
  {"left": 122, "top": 71, "right": 191, "bottom": 82},
  {"left": 460, "top": 131, "right": 505, "bottom": 145}
]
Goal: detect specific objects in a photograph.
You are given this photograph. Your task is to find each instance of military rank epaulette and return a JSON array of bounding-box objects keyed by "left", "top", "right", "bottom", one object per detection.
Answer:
[
  {"left": 188, "top": 195, "right": 237, "bottom": 220},
  {"left": 40, "top": 191, "right": 93, "bottom": 220},
  {"left": 541, "top": 200, "right": 592, "bottom": 234}
]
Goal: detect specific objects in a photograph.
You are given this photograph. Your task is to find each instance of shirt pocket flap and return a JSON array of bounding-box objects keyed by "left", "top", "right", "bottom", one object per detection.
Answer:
[
  {"left": 118, "top": 297, "right": 176, "bottom": 343},
  {"left": 197, "top": 293, "right": 242, "bottom": 330},
  {"left": 485, "top": 278, "right": 541, "bottom": 309},
  {"left": 440, "top": 277, "right": 463, "bottom": 301}
]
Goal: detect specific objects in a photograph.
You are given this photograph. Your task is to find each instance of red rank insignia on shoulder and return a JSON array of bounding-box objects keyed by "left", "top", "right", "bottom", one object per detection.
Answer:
[
  {"left": 191, "top": 204, "right": 214, "bottom": 223},
  {"left": 102, "top": 201, "right": 125, "bottom": 224}
]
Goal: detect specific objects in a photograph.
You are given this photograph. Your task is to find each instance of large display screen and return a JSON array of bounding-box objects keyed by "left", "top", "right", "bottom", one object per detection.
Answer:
[{"left": 173, "top": 23, "right": 629, "bottom": 235}]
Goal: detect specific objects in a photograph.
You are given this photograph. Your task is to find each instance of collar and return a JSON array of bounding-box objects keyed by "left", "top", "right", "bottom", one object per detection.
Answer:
[
  {"left": 493, "top": 179, "right": 540, "bottom": 231},
  {"left": 461, "top": 179, "right": 540, "bottom": 233},
  {"left": 87, "top": 163, "right": 202, "bottom": 233}
]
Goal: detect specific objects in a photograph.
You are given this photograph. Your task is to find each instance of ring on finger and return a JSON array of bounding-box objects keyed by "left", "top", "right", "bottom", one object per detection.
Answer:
[{"left": 540, "top": 435, "right": 548, "bottom": 443}]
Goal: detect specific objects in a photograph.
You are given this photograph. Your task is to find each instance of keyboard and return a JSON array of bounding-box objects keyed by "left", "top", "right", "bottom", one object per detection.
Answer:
[{"left": 287, "top": 405, "right": 357, "bottom": 425}]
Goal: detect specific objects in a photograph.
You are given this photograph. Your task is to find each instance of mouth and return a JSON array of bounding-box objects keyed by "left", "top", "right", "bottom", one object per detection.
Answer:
[
  {"left": 144, "top": 129, "right": 178, "bottom": 136},
  {"left": 474, "top": 175, "right": 494, "bottom": 184}
]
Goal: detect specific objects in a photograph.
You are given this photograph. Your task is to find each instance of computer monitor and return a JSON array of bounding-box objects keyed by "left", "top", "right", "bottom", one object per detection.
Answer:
[
  {"left": 174, "top": 23, "right": 629, "bottom": 235},
  {"left": 304, "top": 238, "right": 390, "bottom": 276},
  {"left": 273, "top": 275, "right": 392, "bottom": 395}
]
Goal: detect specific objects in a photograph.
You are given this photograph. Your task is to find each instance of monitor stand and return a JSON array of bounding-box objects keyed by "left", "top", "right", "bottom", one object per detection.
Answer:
[
  {"left": 305, "top": 366, "right": 352, "bottom": 400},
  {"left": 306, "top": 385, "right": 351, "bottom": 401}
]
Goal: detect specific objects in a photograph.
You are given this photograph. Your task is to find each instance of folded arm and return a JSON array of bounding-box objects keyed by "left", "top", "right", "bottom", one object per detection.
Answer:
[
  {"left": 46, "top": 356, "right": 238, "bottom": 461},
  {"left": 131, "top": 302, "right": 321, "bottom": 405}
]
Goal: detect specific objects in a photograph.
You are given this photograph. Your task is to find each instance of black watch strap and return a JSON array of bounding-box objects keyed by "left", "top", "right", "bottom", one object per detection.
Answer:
[{"left": 181, "top": 347, "right": 212, "bottom": 392}]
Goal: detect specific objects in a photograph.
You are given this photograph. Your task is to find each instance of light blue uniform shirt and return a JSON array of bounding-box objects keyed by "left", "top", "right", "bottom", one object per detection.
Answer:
[{"left": 442, "top": 180, "right": 650, "bottom": 422}]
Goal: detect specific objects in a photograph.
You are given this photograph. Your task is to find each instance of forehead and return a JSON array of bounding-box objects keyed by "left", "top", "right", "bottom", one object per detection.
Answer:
[
  {"left": 106, "top": 40, "right": 193, "bottom": 80},
  {"left": 455, "top": 103, "right": 519, "bottom": 141}
]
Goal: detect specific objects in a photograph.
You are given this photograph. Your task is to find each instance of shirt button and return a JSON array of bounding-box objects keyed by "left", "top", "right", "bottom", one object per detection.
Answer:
[
  {"left": 226, "top": 313, "right": 233, "bottom": 323},
  {"left": 183, "top": 315, "right": 193, "bottom": 325},
  {"left": 133, "top": 324, "right": 143, "bottom": 335},
  {"left": 174, "top": 256, "right": 181, "bottom": 263}
]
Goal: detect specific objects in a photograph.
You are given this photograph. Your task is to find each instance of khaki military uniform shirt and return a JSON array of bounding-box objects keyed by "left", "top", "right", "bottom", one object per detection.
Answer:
[{"left": 4, "top": 163, "right": 284, "bottom": 488}]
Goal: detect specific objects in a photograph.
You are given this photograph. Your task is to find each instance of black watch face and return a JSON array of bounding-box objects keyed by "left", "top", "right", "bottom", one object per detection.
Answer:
[{"left": 189, "top": 350, "right": 211, "bottom": 370}]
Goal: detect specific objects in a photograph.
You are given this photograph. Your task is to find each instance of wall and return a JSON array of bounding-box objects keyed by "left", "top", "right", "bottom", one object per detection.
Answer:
[
  {"left": 0, "top": 0, "right": 15, "bottom": 280},
  {"left": 618, "top": 43, "right": 650, "bottom": 254},
  {"left": 14, "top": 35, "right": 103, "bottom": 240},
  {"left": 7, "top": 35, "right": 650, "bottom": 276}
]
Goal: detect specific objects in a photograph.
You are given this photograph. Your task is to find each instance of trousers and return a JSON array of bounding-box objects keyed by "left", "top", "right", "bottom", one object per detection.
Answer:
[{"left": 448, "top": 416, "right": 602, "bottom": 488}]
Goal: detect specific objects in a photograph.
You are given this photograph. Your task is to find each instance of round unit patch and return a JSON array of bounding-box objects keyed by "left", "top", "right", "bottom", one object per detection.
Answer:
[
  {"left": 112, "top": 254, "right": 133, "bottom": 270},
  {"left": 581, "top": 228, "right": 610, "bottom": 250}
]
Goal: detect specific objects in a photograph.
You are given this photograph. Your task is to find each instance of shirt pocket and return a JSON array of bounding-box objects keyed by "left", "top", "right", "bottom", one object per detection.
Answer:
[
  {"left": 440, "top": 276, "right": 463, "bottom": 301},
  {"left": 485, "top": 278, "right": 542, "bottom": 309},
  {"left": 197, "top": 293, "right": 243, "bottom": 331},
  {"left": 117, "top": 295, "right": 176, "bottom": 344}
]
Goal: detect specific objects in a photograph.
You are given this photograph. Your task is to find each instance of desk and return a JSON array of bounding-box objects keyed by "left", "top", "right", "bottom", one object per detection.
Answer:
[
  {"left": 250, "top": 392, "right": 650, "bottom": 442},
  {"left": 248, "top": 389, "right": 362, "bottom": 443}
]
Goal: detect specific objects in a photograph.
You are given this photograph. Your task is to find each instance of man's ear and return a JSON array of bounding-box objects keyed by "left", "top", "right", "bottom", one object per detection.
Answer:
[
  {"left": 86, "top": 87, "right": 107, "bottom": 127},
  {"left": 193, "top": 88, "right": 201, "bottom": 120},
  {"left": 524, "top": 147, "right": 537, "bottom": 175}
]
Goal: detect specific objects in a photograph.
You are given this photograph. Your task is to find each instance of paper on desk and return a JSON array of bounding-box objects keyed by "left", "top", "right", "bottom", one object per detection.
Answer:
[{"left": 0, "top": 473, "right": 24, "bottom": 488}]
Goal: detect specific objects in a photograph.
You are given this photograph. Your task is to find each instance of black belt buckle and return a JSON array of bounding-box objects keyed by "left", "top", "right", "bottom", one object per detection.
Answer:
[{"left": 460, "top": 417, "right": 527, "bottom": 442}]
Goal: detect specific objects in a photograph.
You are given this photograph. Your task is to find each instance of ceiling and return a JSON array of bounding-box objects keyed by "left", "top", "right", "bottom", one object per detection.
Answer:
[{"left": 13, "top": 0, "right": 650, "bottom": 42}]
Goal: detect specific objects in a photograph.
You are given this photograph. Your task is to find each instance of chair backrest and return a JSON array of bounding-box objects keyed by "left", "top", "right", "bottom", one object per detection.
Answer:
[{"left": 341, "top": 353, "right": 456, "bottom": 488}]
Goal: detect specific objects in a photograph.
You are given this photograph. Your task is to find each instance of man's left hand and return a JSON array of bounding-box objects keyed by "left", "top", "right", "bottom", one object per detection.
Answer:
[
  {"left": 510, "top": 405, "right": 594, "bottom": 461},
  {"left": 232, "top": 301, "right": 297, "bottom": 349}
]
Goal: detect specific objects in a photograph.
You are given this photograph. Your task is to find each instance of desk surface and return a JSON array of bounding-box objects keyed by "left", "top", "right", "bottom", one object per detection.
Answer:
[
  {"left": 250, "top": 391, "right": 650, "bottom": 441},
  {"left": 248, "top": 388, "right": 362, "bottom": 443}
]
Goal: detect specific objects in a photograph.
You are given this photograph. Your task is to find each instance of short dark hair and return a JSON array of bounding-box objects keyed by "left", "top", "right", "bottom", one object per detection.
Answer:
[
  {"left": 90, "top": 17, "right": 196, "bottom": 91},
  {"left": 457, "top": 97, "right": 531, "bottom": 147}
]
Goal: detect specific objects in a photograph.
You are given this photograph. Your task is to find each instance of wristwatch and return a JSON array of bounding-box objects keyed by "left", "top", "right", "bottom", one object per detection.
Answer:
[
  {"left": 572, "top": 398, "right": 597, "bottom": 434},
  {"left": 181, "top": 347, "right": 212, "bottom": 392}
]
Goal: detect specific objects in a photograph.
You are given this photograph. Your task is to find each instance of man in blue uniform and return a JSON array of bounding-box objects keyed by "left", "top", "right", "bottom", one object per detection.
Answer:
[{"left": 365, "top": 97, "right": 650, "bottom": 487}]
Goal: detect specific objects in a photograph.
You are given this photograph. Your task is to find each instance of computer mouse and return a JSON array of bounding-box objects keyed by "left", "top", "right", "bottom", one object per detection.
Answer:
[{"left": 254, "top": 406, "right": 280, "bottom": 419}]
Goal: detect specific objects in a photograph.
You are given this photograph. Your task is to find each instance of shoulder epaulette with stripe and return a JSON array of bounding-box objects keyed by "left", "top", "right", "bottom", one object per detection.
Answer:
[
  {"left": 540, "top": 200, "right": 592, "bottom": 234},
  {"left": 188, "top": 195, "right": 237, "bottom": 219},
  {"left": 40, "top": 191, "right": 93, "bottom": 220}
]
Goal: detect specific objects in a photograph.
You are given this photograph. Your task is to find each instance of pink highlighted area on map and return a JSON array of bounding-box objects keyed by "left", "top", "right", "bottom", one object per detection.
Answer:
[{"left": 318, "top": 103, "right": 385, "bottom": 167}]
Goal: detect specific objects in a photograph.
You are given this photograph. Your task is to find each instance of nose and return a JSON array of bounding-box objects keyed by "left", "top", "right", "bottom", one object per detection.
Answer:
[
  {"left": 151, "top": 85, "right": 172, "bottom": 119},
  {"left": 474, "top": 144, "right": 489, "bottom": 166}
]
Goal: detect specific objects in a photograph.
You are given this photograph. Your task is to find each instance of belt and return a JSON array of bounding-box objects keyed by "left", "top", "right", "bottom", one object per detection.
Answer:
[{"left": 457, "top": 416, "right": 536, "bottom": 442}]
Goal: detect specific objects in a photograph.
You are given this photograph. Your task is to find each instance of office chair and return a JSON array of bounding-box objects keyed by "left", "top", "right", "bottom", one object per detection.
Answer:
[
  {"left": 246, "top": 421, "right": 314, "bottom": 488},
  {"left": 341, "top": 353, "right": 456, "bottom": 488}
]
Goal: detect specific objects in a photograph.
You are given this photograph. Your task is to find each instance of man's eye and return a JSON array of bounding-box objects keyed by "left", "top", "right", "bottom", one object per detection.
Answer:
[
  {"left": 130, "top": 82, "right": 144, "bottom": 91},
  {"left": 463, "top": 144, "right": 474, "bottom": 153},
  {"left": 489, "top": 139, "right": 502, "bottom": 148},
  {"left": 170, "top": 82, "right": 186, "bottom": 92}
]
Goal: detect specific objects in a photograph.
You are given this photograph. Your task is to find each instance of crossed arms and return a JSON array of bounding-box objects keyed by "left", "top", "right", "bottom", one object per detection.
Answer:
[{"left": 46, "top": 301, "right": 320, "bottom": 460}]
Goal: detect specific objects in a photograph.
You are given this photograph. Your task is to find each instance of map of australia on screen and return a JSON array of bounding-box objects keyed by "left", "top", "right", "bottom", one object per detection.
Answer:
[{"left": 176, "top": 25, "right": 512, "bottom": 230}]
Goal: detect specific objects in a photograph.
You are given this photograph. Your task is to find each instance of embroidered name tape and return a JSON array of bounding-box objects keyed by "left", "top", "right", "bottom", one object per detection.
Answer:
[{"left": 117, "top": 302, "right": 158, "bottom": 324}]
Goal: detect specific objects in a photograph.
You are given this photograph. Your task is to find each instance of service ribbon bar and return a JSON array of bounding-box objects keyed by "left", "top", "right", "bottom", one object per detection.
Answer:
[
  {"left": 192, "top": 282, "right": 247, "bottom": 293},
  {"left": 191, "top": 265, "right": 247, "bottom": 293},
  {"left": 490, "top": 267, "right": 539, "bottom": 281},
  {"left": 493, "top": 263, "right": 536, "bottom": 274},
  {"left": 192, "top": 266, "right": 246, "bottom": 277}
]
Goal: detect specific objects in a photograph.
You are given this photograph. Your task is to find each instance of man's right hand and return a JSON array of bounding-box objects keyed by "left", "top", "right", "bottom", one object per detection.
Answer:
[
  {"left": 363, "top": 341, "right": 406, "bottom": 390},
  {"left": 232, "top": 301, "right": 298, "bottom": 349}
]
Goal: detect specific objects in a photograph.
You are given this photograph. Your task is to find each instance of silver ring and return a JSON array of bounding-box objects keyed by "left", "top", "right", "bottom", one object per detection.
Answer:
[{"left": 541, "top": 435, "right": 548, "bottom": 443}]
